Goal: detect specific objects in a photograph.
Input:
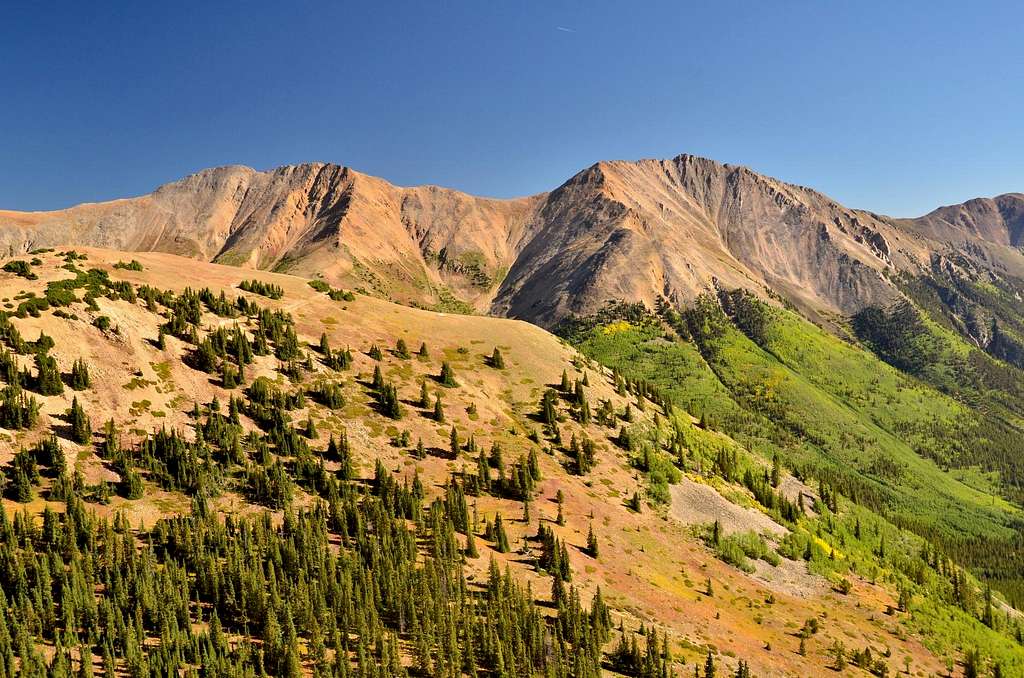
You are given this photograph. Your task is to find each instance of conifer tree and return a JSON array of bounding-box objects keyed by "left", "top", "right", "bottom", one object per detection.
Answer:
[
  {"left": 439, "top": 361, "right": 457, "bottom": 387},
  {"left": 449, "top": 426, "right": 460, "bottom": 457},
  {"left": 122, "top": 468, "right": 144, "bottom": 500},
  {"left": 12, "top": 467, "right": 33, "bottom": 502},
  {"left": 68, "top": 396, "right": 91, "bottom": 445},
  {"left": 587, "top": 523, "right": 599, "bottom": 558},
  {"left": 395, "top": 338, "right": 410, "bottom": 359},
  {"left": 69, "top": 358, "right": 90, "bottom": 390},
  {"left": 35, "top": 353, "right": 63, "bottom": 395},
  {"left": 493, "top": 513, "right": 510, "bottom": 553},
  {"left": 490, "top": 347, "right": 505, "bottom": 369}
]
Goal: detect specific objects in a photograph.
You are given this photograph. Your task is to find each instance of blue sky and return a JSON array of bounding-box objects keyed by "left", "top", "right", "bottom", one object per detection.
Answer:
[{"left": 1, "top": 1, "right": 1022, "bottom": 216}]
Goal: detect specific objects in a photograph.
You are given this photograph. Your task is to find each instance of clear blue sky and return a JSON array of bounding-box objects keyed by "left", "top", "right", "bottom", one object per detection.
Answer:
[{"left": 2, "top": 1, "right": 1022, "bottom": 216}]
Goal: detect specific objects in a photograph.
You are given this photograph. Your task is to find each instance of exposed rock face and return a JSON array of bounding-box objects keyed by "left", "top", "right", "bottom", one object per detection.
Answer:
[
  {"left": 0, "top": 164, "right": 542, "bottom": 311},
  {"left": 491, "top": 155, "right": 908, "bottom": 325},
  {"left": 904, "top": 193, "right": 1024, "bottom": 247},
  {"left": 0, "top": 154, "right": 1021, "bottom": 327}
]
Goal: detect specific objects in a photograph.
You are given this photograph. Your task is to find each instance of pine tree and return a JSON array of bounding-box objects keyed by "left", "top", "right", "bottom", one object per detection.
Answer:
[
  {"left": 449, "top": 426, "right": 460, "bottom": 458},
  {"left": 395, "top": 338, "right": 410, "bottom": 359},
  {"left": 493, "top": 513, "right": 510, "bottom": 553},
  {"left": 465, "top": 526, "right": 479, "bottom": 558},
  {"left": 221, "top": 362, "right": 237, "bottom": 389},
  {"left": 68, "top": 396, "right": 91, "bottom": 445},
  {"left": 12, "top": 467, "right": 33, "bottom": 502},
  {"left": 704, "top": 649, "right": 716, "bottom": 678},
  {"left": 122, "top": 468, "right": 144, "bottom": 500},
  {"left": 490, "top": 347, "right": 505, "bottom": 369},
  {"left": 586, "top": 524, "right": 599, "bottom": 558},
  {"left": 35, "top": 353, "right": 63, "bottom": 395},
  {"left": 433, "top": 394, "right": 445, "bottom": 422},
  {"left": 69, "top": 359, "right": 90, "bottom": 390},
  {"left": 439, "top": 361, "right": 457, "bottom": 387}
]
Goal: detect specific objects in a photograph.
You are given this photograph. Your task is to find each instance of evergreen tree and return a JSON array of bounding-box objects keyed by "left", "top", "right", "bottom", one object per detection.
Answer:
[
  {"left": 69, "top": 358, "right": 91, "bottom": 390},
  {"left": 35, "top": 353, "right": 63, "bottom": 395},
  {"left": 12, "top": 467, "right": 34, "bottom": 502},
  {"left": 68, "top": 397, "right": 91, "bottom": 445},
  {"left": 704, "top": 649, "right": 716, "bottom": 678},
  {"left": 493, "top": 513, "right": 510, "bottom": 553},
  {"left": 439, "top": 361, "right": 457, "bottom": 387},
  {"left": 450, "top": 426, "right": 460, "bottom": 458},
  {"left": 122, "top": 468, "right": 144, "bottom": 499},
  {"left": 587, "top": 523, "right": 599, "bottom": 558}
]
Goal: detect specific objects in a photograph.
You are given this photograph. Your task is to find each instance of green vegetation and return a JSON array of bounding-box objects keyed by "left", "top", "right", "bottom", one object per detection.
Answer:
[
  {"left": 308, "top": 278, "right": 355, "bottom": 301},
  {"left": 704, "top": 528, "right": 780, "bottom": 572},
  {"left": 238, "top": 278, "right": 284, "bottom": 299},
  {"left": 564, "top": 293, "right": 1024, "bottom": 669},
  {"left": 2, "top": 259, "right": 36, "bottom": 279}
]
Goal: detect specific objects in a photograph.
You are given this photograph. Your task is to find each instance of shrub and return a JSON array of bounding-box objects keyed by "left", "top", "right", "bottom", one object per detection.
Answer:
[
  {"left": 712, "top": 531, "right": 779, "bottom": 572},
  {"left": 3, "top": 260, "right": 36, "bottom": 279}
]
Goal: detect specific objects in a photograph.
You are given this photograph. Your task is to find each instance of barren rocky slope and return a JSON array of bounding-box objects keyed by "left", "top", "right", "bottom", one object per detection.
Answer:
[{"left": 2, "top": 155, "right": 1023, "bottom": 329}]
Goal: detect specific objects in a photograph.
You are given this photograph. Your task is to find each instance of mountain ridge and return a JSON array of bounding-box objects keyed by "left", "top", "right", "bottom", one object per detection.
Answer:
[{"left": 2, "top": 154, "right": 1022, "bottom": 329}]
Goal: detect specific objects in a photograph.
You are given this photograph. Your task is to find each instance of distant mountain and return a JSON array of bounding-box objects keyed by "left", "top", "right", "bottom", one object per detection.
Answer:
[{"left": 2, "top": 154, "right": 1023, "bottom": 330}]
